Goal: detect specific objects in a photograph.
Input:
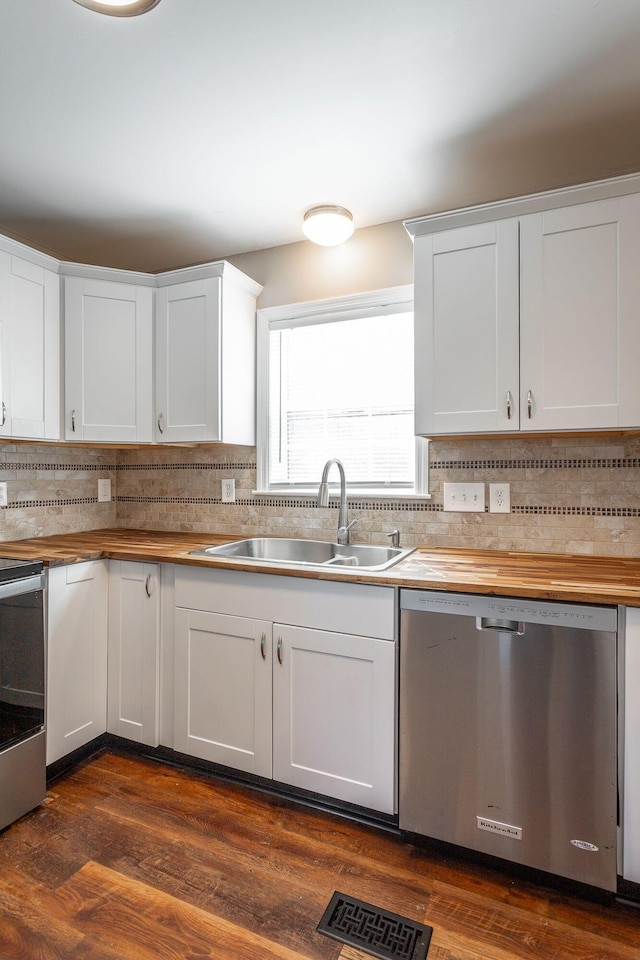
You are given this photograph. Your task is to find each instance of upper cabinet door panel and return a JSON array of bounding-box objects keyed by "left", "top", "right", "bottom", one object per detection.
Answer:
[
  {"left": 65, "top": 277, "right": 153, "bottom": 442},
  {"left": 155, "top": 278, "right": 221, "bottom": 442},
  {"left": 414, "top": 220, "right": 520, "bottom": 435},
  {"left": 0, "top": 253, "right": 60, "bottom": 440},
  {"left": 520, "top": 195, "right": 640, "bottom": 430}
]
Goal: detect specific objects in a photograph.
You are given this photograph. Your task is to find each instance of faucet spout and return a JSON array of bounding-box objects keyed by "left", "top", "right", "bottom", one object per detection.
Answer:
[{"left": 317, "top": 458, "right": 356, "bottom": 545}]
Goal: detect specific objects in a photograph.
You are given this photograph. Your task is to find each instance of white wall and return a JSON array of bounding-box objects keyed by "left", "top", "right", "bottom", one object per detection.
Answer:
[{"left": 228, "top": 219, "right": 413, "bottom": 308}]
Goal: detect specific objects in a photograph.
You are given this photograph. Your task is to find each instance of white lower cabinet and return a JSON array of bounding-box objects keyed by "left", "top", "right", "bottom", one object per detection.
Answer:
[
  {"left": 46, "top": 560, "right": 396, "bottom": 814},
  {"left": 46, "top": 561, "right": 108, "bottom": 765},
  {"left": 173, "top": 567, "right": 397, "bottom": 814},
  {"left": 174, "top": 610, "right": 272, "bottom": 777},
  {"left": 107, "top": 561, "right": 160, "bottom": 747},
  {"left": 272, "top": 624, "right": 396, "bottom": 812}
]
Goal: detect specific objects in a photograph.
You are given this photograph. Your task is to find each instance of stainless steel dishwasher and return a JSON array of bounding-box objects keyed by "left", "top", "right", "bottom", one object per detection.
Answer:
[{"left": 399, "top": 589, "right": 618, "bottom": 891}]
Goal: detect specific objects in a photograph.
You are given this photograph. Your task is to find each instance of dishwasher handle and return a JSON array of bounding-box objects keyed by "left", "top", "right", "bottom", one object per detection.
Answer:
[{"left": 476, "top": 616, "right": 525, "bottom": 635}]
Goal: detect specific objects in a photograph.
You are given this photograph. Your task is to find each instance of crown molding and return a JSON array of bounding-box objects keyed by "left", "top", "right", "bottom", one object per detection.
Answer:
[{"left": 404, "top": 171, "right": 640, "bottom": 238}]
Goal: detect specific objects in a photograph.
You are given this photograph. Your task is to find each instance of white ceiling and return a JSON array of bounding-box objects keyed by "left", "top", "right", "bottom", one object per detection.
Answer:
[{"left": 3, "top": 0, "right": 640, "bottom": 272}]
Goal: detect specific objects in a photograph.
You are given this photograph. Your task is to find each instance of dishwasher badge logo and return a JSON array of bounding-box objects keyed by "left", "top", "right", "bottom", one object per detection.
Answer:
[
  {"left": 571, "top": 839, "right": 599, "bottom": 852},
  {"left": 477, "top": 816, "right": 522, "bottom": 840}
]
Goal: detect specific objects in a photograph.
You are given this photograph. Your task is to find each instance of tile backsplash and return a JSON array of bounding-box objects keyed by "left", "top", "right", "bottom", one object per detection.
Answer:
[{"left": 2, "top": 434, "right": 640, "bottom": 556}]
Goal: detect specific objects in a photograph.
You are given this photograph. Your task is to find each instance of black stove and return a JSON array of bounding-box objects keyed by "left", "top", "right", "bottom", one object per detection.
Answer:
[{"left": 0, "top": 557, "right": 44, "bottom": 583}]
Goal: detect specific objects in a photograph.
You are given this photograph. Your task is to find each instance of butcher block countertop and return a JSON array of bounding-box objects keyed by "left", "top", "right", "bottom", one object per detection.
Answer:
[{"left": 2, "top": 527, "right": 640, "bottom": 606}]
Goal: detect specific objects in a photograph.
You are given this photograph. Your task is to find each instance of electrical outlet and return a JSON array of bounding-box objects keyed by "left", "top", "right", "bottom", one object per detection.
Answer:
[
  {"left": 443, "top": 482, "right": 485, "bottom": 512},
  {"left": 221, "top": 478, "right": 236, "bottom": 503},
  {"left": 97, "top": 478, "right": 112, "bottom": 502},
  {"left": 489, "top": 482, "right": 510, "bottom": 513},
  {"left": 0, "top": 482, "right": 7, "bottom": 507}
]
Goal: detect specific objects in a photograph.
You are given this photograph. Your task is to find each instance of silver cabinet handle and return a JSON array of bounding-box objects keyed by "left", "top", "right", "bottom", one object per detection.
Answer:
[
  {"left": 71, "top": 409, "right": 76, "bottom": 432},
  {"left": 506, "top": 390, "right": 512, "bottom": 421},
  {"left": 276, "top": 636, "right": 283, "bottom": 665},
  {"left": 260, "top": 632, "right": 266, "bottom": 661},
  {"left": 157, "top": 413, "right": 164, "bottom": 434},
  {"left": 527, "top": 390, "right": 533, "bottom": 419},
  {"left": 0, "top": 401, "right": 5, "bottom": 427},
  {"left": 145, "top": 574, "right": 152, "bottom": 598}
]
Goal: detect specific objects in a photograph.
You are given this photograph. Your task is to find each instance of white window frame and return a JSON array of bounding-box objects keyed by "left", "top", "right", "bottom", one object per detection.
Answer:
[{"left": 255, "top": 285, "right": 430, "bottom": 498}]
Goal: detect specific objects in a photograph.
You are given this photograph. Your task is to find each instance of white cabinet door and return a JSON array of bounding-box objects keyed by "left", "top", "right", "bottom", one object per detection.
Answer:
[
  {"left": 0, "top": 252, "right": 60, "bottom": 440},
  {"left": 155, "top": 270, "right": 257, "bottom": 444},
  {"left": 155, "top": 278, "right": 221, "bottom": 442},
  {"left": 413, "top": 220, "right": 520, "bottom": 435},
  {"left": 174, "top": 609, "right": 272, "bottom": 777},
  {"left": 272, "top": 624, "right": 396, "bottom": 814},
  {"left": 623, "top": 607, "right": 640, "bottom": 884},
  {"left": 64, "top": 277, "right": 153, "bottom": 442},
  {"left": 520, "top": 195, "right": 640, "bottom": 430},
  {"left": 46, "top": 561, "right": 108, "bottom": 765},
  {"left": 107, "top": 561, "right": 160, "bottom": 746}
]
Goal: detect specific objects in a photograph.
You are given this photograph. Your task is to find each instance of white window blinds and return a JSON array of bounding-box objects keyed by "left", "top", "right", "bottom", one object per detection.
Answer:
[{"left": 266, "top": 308, "right": 415, "bottom": 488}]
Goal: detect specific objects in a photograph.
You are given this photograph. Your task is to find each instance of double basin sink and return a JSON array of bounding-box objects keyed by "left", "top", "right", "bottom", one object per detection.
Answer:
[{"left": 190, "top": 537, "right": 414, "bottom": 571}]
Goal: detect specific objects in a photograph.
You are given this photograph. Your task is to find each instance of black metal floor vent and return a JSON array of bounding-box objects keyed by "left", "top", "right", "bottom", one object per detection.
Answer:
[{"left": 316, "top": 891, "right": 432, "bottom": 960}]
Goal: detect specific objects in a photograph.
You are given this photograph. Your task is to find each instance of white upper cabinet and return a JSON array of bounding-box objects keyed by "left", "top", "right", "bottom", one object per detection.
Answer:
[
  {"left": 155, "top": 265, "right": 259, "bottom": 444},
  {"left": 64, "top": 276, "right": 154, "bottom": 442},
  {"left": 409, "top": 180, "right": 640, "bottom": 435},
  {"left": 0, "top": 250, "right": 60, "bottom": 440},
  {"left": 520, "top": 195, "right": 640, "bottom": 431},
  {"left": 413, "top": 220, "right": 519, "bottom": 435},
  {"left": 62, "top": 262, "right": 260, "bottom": 445}
]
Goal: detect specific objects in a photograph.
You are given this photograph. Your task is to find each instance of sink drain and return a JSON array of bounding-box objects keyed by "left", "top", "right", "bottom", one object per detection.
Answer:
[{"left": 317, "top": 891, "right": 432, "bottom": 960}]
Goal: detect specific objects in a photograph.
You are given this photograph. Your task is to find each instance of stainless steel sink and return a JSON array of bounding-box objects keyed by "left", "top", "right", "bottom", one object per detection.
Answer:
[{"left": 189, "top": 537, "right": 414, "bottom": 571}]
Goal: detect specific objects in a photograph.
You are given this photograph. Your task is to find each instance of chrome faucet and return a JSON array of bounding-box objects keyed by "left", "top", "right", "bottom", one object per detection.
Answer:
[{"left": 317, "top": 458, "right": 357, "bottom": 545}]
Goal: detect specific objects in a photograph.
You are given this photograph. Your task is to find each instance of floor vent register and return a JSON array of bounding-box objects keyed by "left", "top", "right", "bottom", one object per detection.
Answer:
[{"left": 317, "top": 892, "right": 433, "bottom": 960}]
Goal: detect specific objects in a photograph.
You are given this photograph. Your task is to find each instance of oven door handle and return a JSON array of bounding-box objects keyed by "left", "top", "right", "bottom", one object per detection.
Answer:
[{"left": 0, "top": 574, "right": 45, "bottom": 600}]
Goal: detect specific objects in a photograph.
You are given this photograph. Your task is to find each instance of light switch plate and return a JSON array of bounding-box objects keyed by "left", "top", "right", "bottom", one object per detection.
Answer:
[{"left": 443, "top": 482, "right": 485, "bottom": 512}]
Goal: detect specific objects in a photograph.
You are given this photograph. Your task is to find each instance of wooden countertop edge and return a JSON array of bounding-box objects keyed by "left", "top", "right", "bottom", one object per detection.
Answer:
[{"left": 2, "top": 528, "right": 640, "bottom": 606}]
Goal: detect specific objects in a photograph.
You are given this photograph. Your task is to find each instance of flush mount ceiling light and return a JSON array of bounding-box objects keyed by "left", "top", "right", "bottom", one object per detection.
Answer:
[
  {"left": 71, "top": 0, "right": 161, "bottom": 15},
  {"left": 302, "top": 205, "right": 354, "bottom": 246}
]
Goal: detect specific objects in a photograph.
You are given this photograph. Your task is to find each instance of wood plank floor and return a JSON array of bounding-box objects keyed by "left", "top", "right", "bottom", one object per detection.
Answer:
[{"left": 0, "top": 751, "right": 638, "bottom": 959}]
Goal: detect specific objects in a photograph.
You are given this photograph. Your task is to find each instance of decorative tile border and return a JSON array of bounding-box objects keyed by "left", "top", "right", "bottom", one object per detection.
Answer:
[
  {"left": 0, "top": 461, "right": 116, "bottom": 472},
  {"left": 116, "top": 461, "right": 255, "bottom": 471},
  {"left": 116, "top": 494, "right": 440, "bottom": 511},
  {"left": 432, "top": 456, "right": 640, "bottom": 470},
  {"left": 514, "top": 505, "right": 640, "bottom": 517},
  {"left": 2, "top": 497, "right": 105, "bottom": 509},
  {"left": 5, "top": 496, "right": 638, "bottom": 519}
]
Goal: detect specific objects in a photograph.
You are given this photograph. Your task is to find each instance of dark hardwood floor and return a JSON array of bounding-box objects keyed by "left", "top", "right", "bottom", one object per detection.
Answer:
[{"left": 0, "top": 750, "right": 637, "bottom": 959}]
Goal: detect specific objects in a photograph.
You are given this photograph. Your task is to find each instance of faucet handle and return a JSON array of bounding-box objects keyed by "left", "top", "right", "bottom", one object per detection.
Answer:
[
  {"left": 387, "top": 529, "right": 400, "bottom": 548},
  {"left": 337, "top": 517, "right": 358, "bottom": 545}
]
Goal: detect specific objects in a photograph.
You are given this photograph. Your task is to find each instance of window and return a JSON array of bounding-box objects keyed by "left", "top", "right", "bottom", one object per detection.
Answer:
[{"left": 256, "top": 286, "right": 429, "bottom": 496}]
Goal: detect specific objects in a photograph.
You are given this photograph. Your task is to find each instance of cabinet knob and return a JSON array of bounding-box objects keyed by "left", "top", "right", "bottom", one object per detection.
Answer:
[
  {"left": 276, "top": 636, "right": 283, "bottom": 665},
  {"left": 527, "top": 390, "right": 533, "bottom": 419}
]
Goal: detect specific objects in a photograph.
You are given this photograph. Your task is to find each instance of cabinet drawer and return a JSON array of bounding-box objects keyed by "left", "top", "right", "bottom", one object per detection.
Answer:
[{"left": 175, "top": 567, "right": 396, "bottom": 640}]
